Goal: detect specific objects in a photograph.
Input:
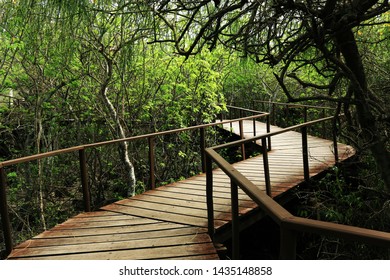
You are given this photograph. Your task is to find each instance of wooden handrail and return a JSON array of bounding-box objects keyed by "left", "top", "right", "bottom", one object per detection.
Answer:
[
  {"left": 205, "top": 115, "right": 390, "bottom": 260},
  {"left": 205, "top": 149, "right": 293, "bottom": 225},
  {"left": 253, "top": 100, "right": 336, "bottom": 111},
  {"left": 282, "top": 216, "right": 390, "bottom": 247},
  {"left": 253, "top": 101, "right": 336, "bottom": 138},
  {"left": 0, "top": 146, "right": 85, "bottom": 167},
  {"left": 211, "top": 115, "right": 335, "bottom": 151},
  {"left": 0, "top": 112, "right": 269, "bottom": 168},
  {"left": 226, "top": 104, "right": 267, "bottom": 114}
]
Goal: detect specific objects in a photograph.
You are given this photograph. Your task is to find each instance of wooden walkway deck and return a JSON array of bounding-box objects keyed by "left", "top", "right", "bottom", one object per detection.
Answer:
[{"left": 7, "top": 120, "right": 355, "bottom": 260}]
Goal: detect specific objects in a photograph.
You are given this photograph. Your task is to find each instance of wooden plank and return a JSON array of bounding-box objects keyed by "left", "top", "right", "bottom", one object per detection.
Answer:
[
  {"left": 8, "top": 211, "right": 219, "bottom": 260},
  {"left": 142, "top": 190, "right": 257, "bottom": 209},
  {"left": 10, "top": 243, "right": 219, "bottom": 260},
  {"left": 161, "top": 254, "right": 220, "bottom": 260},
  {"left": 112, "top": 197, "right": 225, "bottom": 215},
  {"left": 58, "top": 215, "right": 160, "bottom": 229},
  {"left": 10, "top": 232, "right": 214, "bottom": 259},
  {"left": 72, "top": 211, "right": 131, "bottom": 218},
  {"left": 159, "top": 181, "right": 254, "bottom": 201},
  {"left": 14, "top": 225, "right": 207, "bottom": 249},
  {"left": 155, "top": 185, "right": 253, "bottom": 202},
  {"left": 30, "top": 221, "right": 175, "bottom": 239},
  {"left": 101, "top": 202, "right": 228, "bottom": 228},
  {"left": 130, "top": 193, "right": 256, "bottom": 214}
]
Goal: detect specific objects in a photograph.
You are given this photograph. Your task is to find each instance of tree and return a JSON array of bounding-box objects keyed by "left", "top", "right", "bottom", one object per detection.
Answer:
[
  {"left": 75, "top": 2, "right": 154, "bottom": 196},
  {"left": 0, "top": 1, "right": 85, "bottom": 230},
  {"left": 153, "top": 0, "right": 390, "bottom": 190}
]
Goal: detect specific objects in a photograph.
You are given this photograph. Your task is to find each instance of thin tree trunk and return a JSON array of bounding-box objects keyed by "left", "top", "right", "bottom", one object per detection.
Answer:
[
  {"left": 35, "top": 108, "right": 47, "bottom": 230},
  {"left": 335, "top": 29, "right": 390, "bottom": 191},
  {"left": 101, "top": 86, "right": 136, "bottom": 196},
  {"left": 100, "top": 57, "right": 136, "bottom": 197}
]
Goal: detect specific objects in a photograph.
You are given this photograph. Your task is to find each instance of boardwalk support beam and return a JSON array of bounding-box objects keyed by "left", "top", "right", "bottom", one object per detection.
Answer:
[{"left": 279, "top": 226, "right": 297, "bottom": 260}]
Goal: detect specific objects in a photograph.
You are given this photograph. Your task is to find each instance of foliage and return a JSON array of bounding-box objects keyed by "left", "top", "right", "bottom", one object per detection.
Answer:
[
  {"left": 221, "top": 56, "right": 279, "bottom": 105},
  {"left": 294, "top": 163, "right": 390, "bottom": 259}
]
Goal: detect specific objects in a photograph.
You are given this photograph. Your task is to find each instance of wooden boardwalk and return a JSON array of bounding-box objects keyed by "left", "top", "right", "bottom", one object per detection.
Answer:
[{"left": 7, "top": 120, "right": 355, "bottom": 260}]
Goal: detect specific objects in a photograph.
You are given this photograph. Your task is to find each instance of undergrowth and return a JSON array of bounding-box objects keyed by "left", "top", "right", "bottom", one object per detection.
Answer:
[{"left": 292, "top": 157, "right": 390, "bottom": 259}]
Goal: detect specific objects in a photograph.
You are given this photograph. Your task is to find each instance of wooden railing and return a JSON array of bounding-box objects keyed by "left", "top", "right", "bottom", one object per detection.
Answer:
[
  {"left": 0, "top": 105, "right": 269, "bottom": 257},
  {"left": 205, "top": 115, "right": 390, "bottom": 259},
  {"left": 253, "top": 100, "right": 335, "bottom": 123},
  {"left": 252, "top": 100, "right": 338, "bottom": 140},
  {"left": 217, "top": 104, "right": 272, "bottom": 158}
]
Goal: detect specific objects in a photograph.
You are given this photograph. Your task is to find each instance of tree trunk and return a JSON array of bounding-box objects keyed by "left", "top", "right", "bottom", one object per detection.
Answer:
[
  {"left": 101, "top": 86, "right": 137, "bottom": 196},
  {"left": 35, "top": 108, "right": 47, "bottom": 230},
  {"left": 335, "top": 29, "right": 390, "bottom": 191},
  {"left": 100, "top": 58, "right": 136, "bottom": 197}
]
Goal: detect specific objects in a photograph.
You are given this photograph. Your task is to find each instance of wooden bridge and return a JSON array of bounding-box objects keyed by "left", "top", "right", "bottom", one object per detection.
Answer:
[{"left": 1, "top": 103, "right": 389, "bottom": 260}]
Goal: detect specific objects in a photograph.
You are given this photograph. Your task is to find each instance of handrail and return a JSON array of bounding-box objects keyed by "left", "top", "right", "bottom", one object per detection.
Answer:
[
  {"left": 224, "top": 104, "right": 268, "bottom": 115},
  {"left": 212, "top": 115, "right": 334, "bottom": 151},
  {"left": 252, "top": 101, "right": 337, "bottom": 139},
  {"left": 0, "top": 105, "right": 269, "bottom": 257},
  {"left": 253, "top": 100, "right": 336, "bottom": 111},
  {"left": 205, "top": 115, "right": 390, "bottom": 259},
  {"left": 0, "top": 146, "right": 86, "bottom": 168},
  {"left": 0, "top": 107, "right": 267, "bottom": 168}
]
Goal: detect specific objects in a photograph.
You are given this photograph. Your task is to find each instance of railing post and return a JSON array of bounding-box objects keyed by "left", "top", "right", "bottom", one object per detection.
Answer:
[
  {"left": 322, "top": 108, "right": 326, "bottom": 139},
  {"left": 79, "top": 149, "right": 91, "bottom": 212},
  {"left": 272, "top": 103, "right": 276, "bottom": 125},
  {"left": 200, "top": 128, "right": 206, "bottom": 173},
  {"left": 253, "top": 118, "right": 256, "bottom": 137},
  {"left": 262, "top": 138, "right": 272, "bottom": 196},
  {"left": 303, "top": 107, "right": 308, "bottom": 123},
  {"left": 0, "top": 167, "right": 13, "bottom": 256},
  {"left": 231, "top": 179, "right": 240, "bottom": 260},
  {"left": 301, "top": 127, "right": 310, "bottom": 182},
  {"left": 266, "top": 115, "right": 271, "bottom": 151},
  {"left": 148, "top": 137, "right": 156, "bottom": 189},
  {"left": 279, "top": 225, "right": 297, "bottom": 260},
  {"left": 332, "top": 118, "right": 339, "bottom": 164},
  {"left": 206, "top": 154, "right": 215, "bottom": 241},
  {"left": 285, "top": 105, "right": 289, "bottom": 126},
  {"left": 239, "top": 120, "right": 246, "bottom": 160}
]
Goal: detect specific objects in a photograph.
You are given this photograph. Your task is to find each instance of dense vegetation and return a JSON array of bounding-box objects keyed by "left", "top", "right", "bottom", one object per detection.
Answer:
[{"left": 0, "top": 1, "right": 389, "bottom": 259}]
